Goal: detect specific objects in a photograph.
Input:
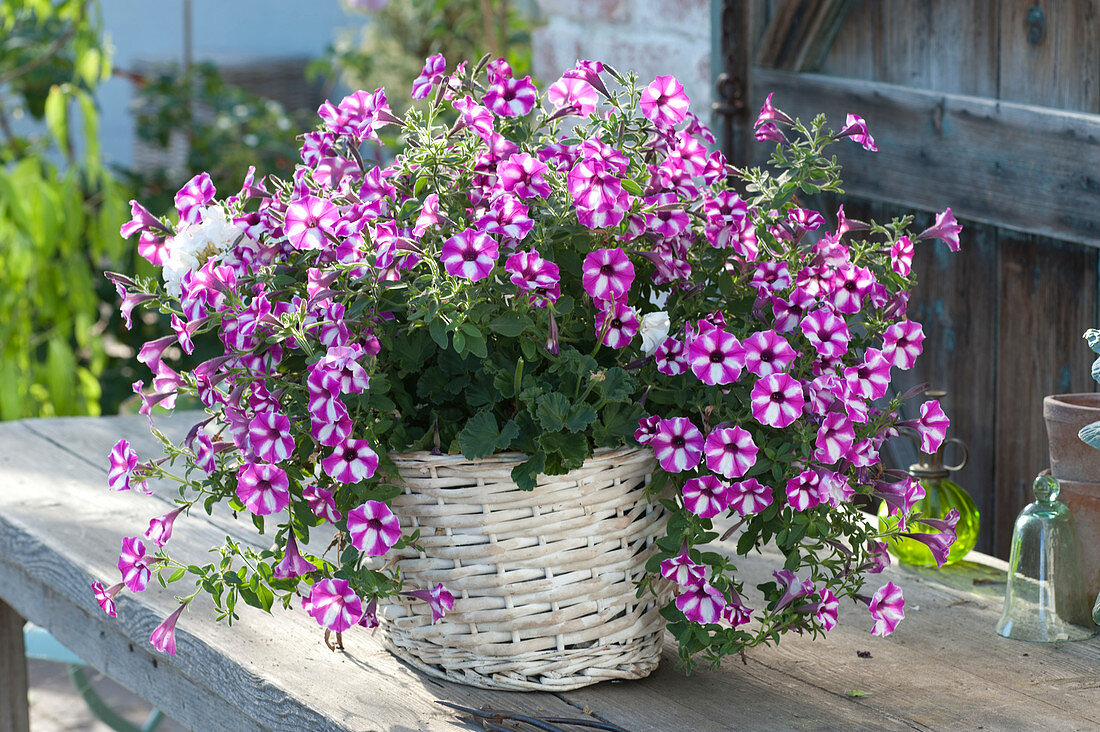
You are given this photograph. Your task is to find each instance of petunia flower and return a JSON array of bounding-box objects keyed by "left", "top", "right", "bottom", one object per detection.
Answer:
[
  {"left": 741, "top": 329, "right": 798, "bottom": 377},
  {"left": 568, "top": 158, "right": 632, "bottom": 229},
  {"left": 771, "top": 288, "right": 816, "bottom": 333},
  {"left": 682, "top": 475, "right": 732, "bottom": 519},
  {"left": 829, "top": 263, "right": 875, "bottom": 315},
  {"left": 749, "top": 373, "right": 805, "bottom": 428},
  {"left": 546, "top": 76, "right": 598, "bottom": 116},
  {"left": 497, "top": 153, "right": 552, "bottom": 199},
  {"left": 108, "top": 439, "right": 149, "bottom": 494},
  {"left": 640, "top": 75, "right": 691, "bottom": 128},
  {"left": 272, "top": 530, "right": 318, "bottom": 579},
  {"left": 505, "top": 249, "right": 560, "bottom": 307},
  {"left": 484, "top": 74, "right": 538, "bottom": 117},
  {"left": 771, "top": 569, "right": 816, "bottom": 613},
  {"left": 868, "top": 581, "right": 905, "bottom": 636},
  {"left": 785, "top": 469, "right": 821, "bottom": 512},
  {"left": 650, "top": 417, "right": 704, "bottom": 473},
  {"left": 634, "top": 415, "right": 661, "bottom": 445},
  {"left": 917, "top": 399, "right": 950, "bottom": 454},
  {"left": 866, "top": 541, "right": 892, "bottom": 574},
  {"left": 347, "top": 500, "right": 402, "bottom": 556},
  {"left": 581, "top": 247, "right": 635, "bottom": 301},
  {"left": 807, "top": 588, "right": 840, "bottom": 630},
  {"left": 145, "top": 507, "right": 185, "bottom": 548},
  {"left": 440, "top": 229, "right": 499, "bottom": 281},
  {"left": 660, "top": 551, "right": 706, "bottom": 589},
  {"left": 401, "top": 583, "right": 455, "bottom": 624},
  {"left": 452, "top": 95, "right": 495, "bottom": 140},
  {"left": 881, "top": 320, "right": 925, "bottom": 370},
  {"left": 411, "top": 53, "right": 446, "bottom": 100},
  {"left": 900, "top": 519, "right": 958, "bottom": 568},
  {"left": 117, "top": 537, "right": 151, "bottom": 593},
  {"left": 751, "top": 261, "right": 791, "bottom": 293},
  {"left": 235, "top": 462, "right": 290, "bottom": 516},
  {"left": 247, "top": 411, "right": 295, "bottom": 464},
  {"left": 754, "top": 92, "right": 794, "bottom": 128},
  {"left": 686, "top": 328, "right": 743, "bottom": 385},
  {"left": 174, "top": 173, "right": 215, "bottom": 224},
  {"left": 412, "top": 193, "right": 442, "bottom": 237},
  {"left": 320, "top": 438, "right": 379, "bottom": 484},
  {"left": 305, "top": 578, "right": 363, "bottom": 632},
  {"left": 91, "top": 581, "right": 124, "bottom": 617},
  {"left": 817, "top": 469, "right": 854, "bottom": 507},
  {"left": 843, "top": 348, "right": 892, "bottom": 401},
  {"left": 754, "top": 121, "right": 788, "bottom": 143},
  {"left": 675, "top": 582, "right": 726, "bottom": 624},
  {"left": 302, "top": 484, "right": 342, "bottom": 523},
  {"left": 704, "top": 426, "right": 758, "bottom": 480},
  {"left": 728, "top": 478, "right": 773, "bottom": 515},
  {"left": 477, "top": 193, "right": 534, "bottom": 243},
  {"left": 638, "top": 312, "right": 671, "bottom": 356},
  {"left": 814, "top": 412, "right": 856, "bottom": 465},
  {"left": 595, "top": 301, "right": 640, "bottom": 349},
  {"left": 654, "top": 337, "right": 689, "bottom": 376},
  {"left": 837, "top": 113, "right": 877, "bottom": 152},
  {"left": 891, "top": 235, "right": 915, "bottom": 276},
  {"left": 283, "top": 196, "right": 339, "bottom": 251},
  {"left": 150, "top": 602, "right": 189, "bottom": 655},
  {"left": 917, "top": 208, "right": 962, "bottom": 252}
]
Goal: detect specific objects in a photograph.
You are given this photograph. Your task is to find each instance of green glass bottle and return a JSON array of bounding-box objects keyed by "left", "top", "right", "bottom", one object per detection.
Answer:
[{"left": 878, "top": 437, "right": 980, "bottom": 567}]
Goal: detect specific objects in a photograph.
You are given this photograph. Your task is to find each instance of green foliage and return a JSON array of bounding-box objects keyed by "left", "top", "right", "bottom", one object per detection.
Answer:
[{"left": 0, "top": 0, "right": 130, "bottom": 419}]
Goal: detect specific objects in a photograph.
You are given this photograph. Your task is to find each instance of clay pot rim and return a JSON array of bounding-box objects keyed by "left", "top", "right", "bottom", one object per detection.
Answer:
[{"left": 1044, "top": 393, "right": 1100, "bottom": 415}]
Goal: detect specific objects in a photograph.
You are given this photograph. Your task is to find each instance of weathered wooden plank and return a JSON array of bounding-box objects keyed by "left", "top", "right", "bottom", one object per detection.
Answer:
[
  {"left": 820, "top": 0, "right": 1001, "bottom": 97},
  {"left": 752, "top": 68, "right": 1100, "bottom": 246},
  {"left": 0, "top": 598, "right": 30, "bottom": 732},
  {"left": 753, "top": 0, "right": 849, "bottom": 72},
  {"left": 994, "top": 235, "right": 1099, "bottom": 557},
  {"left": 0, "top": 418, "right": 589, "bottom": 731},
  {"left": 999, "top": 0, "right": 1100, "bottom": 114}
]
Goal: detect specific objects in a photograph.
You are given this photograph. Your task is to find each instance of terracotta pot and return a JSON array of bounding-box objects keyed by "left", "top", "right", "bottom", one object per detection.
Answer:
[{"left": 1043, "top": 393, "right": 1100, "bottom": 482}]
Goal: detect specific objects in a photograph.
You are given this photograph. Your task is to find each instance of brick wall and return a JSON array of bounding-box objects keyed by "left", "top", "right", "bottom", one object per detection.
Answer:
[{"left": 532, "top": 0, "right": 713, "bottom": 113}]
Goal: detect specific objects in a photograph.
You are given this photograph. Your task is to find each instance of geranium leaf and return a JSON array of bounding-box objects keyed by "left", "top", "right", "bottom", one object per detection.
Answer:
[
  {"left": 458, "top": 411, "right": 500, "bottom": 459},
  {"left": 535, "top": 392, "right": 571, "bottom": 431},
  {"left": 564, "top": 404, "right": 597, "bottom": 432},
  {"left": 488, "top": 312, "right": 532, "bottom": 337},
  {"left": 510, "top": 452, "right": 545, "bottom": 491}
]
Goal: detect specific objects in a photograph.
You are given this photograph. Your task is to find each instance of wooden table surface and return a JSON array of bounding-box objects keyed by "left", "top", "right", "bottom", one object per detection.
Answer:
[{"left": 2, "top": 413, "right": 1099, "bottom": 732}]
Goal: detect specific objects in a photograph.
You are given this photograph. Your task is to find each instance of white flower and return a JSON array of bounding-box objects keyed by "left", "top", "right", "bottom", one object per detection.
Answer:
[
  {"left": 162, "top": 206, "right": 242, "bottom": 297},
  {"left": 639, "top": 311, "right": 671, "bottom": 356}
]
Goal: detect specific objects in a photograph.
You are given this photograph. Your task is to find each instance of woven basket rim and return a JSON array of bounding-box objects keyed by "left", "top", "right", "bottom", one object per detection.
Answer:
[{"left": 389, "top": 444, "right": 647, "bottom": 468}]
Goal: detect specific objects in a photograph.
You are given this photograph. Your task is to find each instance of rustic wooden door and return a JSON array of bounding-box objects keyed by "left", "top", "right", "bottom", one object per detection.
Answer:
[{"left": 713, "top": 0, "right": 1100, "bottom": 556}]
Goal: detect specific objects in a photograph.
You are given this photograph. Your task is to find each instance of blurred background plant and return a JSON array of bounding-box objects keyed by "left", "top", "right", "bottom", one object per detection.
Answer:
[
  {"left": 314, "top": 0, "right": 537, "bottom": 116},
  {"left": 0, "top": 0, "right": 129, "bottom": 419}
]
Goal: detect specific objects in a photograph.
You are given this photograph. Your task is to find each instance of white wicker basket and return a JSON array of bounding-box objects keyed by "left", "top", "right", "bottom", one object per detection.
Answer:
[{"left": 378, "top": 446, "right": 669, "bottom": 691}]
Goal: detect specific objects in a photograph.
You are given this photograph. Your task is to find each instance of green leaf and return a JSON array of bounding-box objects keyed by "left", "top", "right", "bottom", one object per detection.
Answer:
[
  {"left": 510, "top": 453, "right": 546, "bottom": 491},
  {"left": 597, "top": 367, "right": 633, "bottom": 402},
  {"left": 534, "top": 392, "right": 571, "bottom": 431},
  {"left": 458, "top": 410, "right": 516, "bottom": 458},
  {"left": 429, "top": 318, "right": 448, "bottom": 349},
  {"left": 488, "top": 312, "right": 532, "bottom": 337},
  {"left": 564, "top": 404, "right": 597, "bottom": 432},
  {"left": 622, "top": 178, "right": 644, "bottom": 196},
  {"left": 44, "top": 85, "right": 69, "bottom": 154},
  {"left": 1080, "top": 421, "right": 1100, "bottom": 450},
  {"left": 538, "top": 430, "right": 588, "bottom": 473},
  {"left": 452, "top": 329, "right": 466, "bottom": 355}
]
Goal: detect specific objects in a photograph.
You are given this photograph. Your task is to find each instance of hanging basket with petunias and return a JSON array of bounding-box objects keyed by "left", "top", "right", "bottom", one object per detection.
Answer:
[{"left": 99, "top": 53, "right": 962, "bottom": 690}]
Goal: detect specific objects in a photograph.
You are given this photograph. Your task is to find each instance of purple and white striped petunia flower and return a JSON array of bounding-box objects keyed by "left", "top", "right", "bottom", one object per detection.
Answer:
[
  {"left": 785, "top": 469, "right": 822, "bottom": 512},
  {"left": 347, "top": 500, "right": 402, "bottom": 556},
  {"left": 650, "top": 417, "right": 705, "bottom": 473},
  {"left": 741, "top": 329, "right": 798, "bottom": 377},
  {"left": 682, "top": 475, "right": 733, "bottom": 519},
  {"left": 320, "top": 438, "right": 379, "bottom": 484},
  {"left": 149, "top": 602, "right": 188, "bottom": 655},
  {"left": 401, "top": 583, "right": 456, "bottom": 623},
  {"left": 595, "top": 301, "right": 640, "bottom": 349},
  {"left": 441, "top": 229, "right": 499, "bottom": 281},
  {"left": 843, "top": 348, "right": 892, "bottom": 401},
  {"left": 272, "top": 530, "right": 318, "bottom": 580},
  {"left": 818, "top": 469, "right": 854, "bottom": 507},
  {"left": 660, "top": 551, "right": 706, "bottom": 589},
  {"left": 484, "top": 74, "right": 538, "bottom": 117},
  {"left": 891, "top": 235, "right": 914, "bottom": 277},
  {"left": 868, "top": 581, "right": 905, "bottom": 636},
  {"left": 675, "top": 582, "right": 727, "bottom": 624},
  {"left": 917, "top": 208, "right": 962, "bottom": 252},
  {"left": 728, "top": 478, "right": 773, "bottom": 515},
  {"left": 640, "top": 75, "right": 691, "bottom": 128},
  {"left": 772, "top": 569, "right": 816, "bottom": 612},
  {"left": 838, "top": 113, "right": 877, "bottom": 152},
  {"left": 581, "top": 248, "right": 635, "bottom": 301},
  {"left": 505, "top": 249, "right": 560, "bottom": 307},
  {"left": 302, "top": 484, "right": 342, "bottom": 524},
  {"left": 686, "top": 327, "right": 743, "bottom": 385},
  {"left": 305, "top": 578, "right": 363, "bottom": 632},
  {"left": 283, "top": 196, "right": 339, "bottom": 251},
  {"left": 799, "top": 309, "right": 851, "bottom": 359},
  {"left": 814, "top": 412, "right": 856, "bottom": 465},
  {"left": 811, "top": 588, "right": 840, "bottom": 630},
  {"left": 174, "top": 173, "right": 215, "bottom": 224},
  {"left": 900, "top": 521, "right": 957, "bottom": 568},
  {"left": 881, "top": 320, "right": 925, "bottom": 370},
  {"left": 248, "top": 411, "right": 295, "bottom": 464},
  {"left": 411, "top": 53, "right": 446, "bottom": 100},
  {"left": 477, "top": 193, "right": 534, "bottom": 242},
  {"left": 654, "top": 337, "right": 689, "bottom": 376},
  {"left": 118, "top": 537, "right": 151, "bottom": 593},
  {"left": 108, "top": 439, "right": 148, "bottom": 494},
  {"left": 453, "top": 95, "right": 495, "bottom": 140},
  {"left": 568, "top": 158, "right": 632, "bottom": 229},
  {"left": 546, "top": 76, "right": 598, "bottom": 116},
  {"left": 235, "top": 462, "right": 290, "bottom": 516},
  {"left": 497, "top": 153, "right": 552, "bottom": 199},
  {"left": 145, "top": 507, "right": 185, "bottom": 548},
  {"left": 750, "top": 373, "right": 805, "bottom": 428},
  {"left": 634, "top": 415, "right": 661, "bottom": 445},
  {"left": 704, "top": 426, "right": 758, "bottom": 480},
  {"left": 92, "top": 581, "right": 124, "bottom": 617},
  {"left": 830, "top": 263, "right": 876, "bottom": 315}
]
